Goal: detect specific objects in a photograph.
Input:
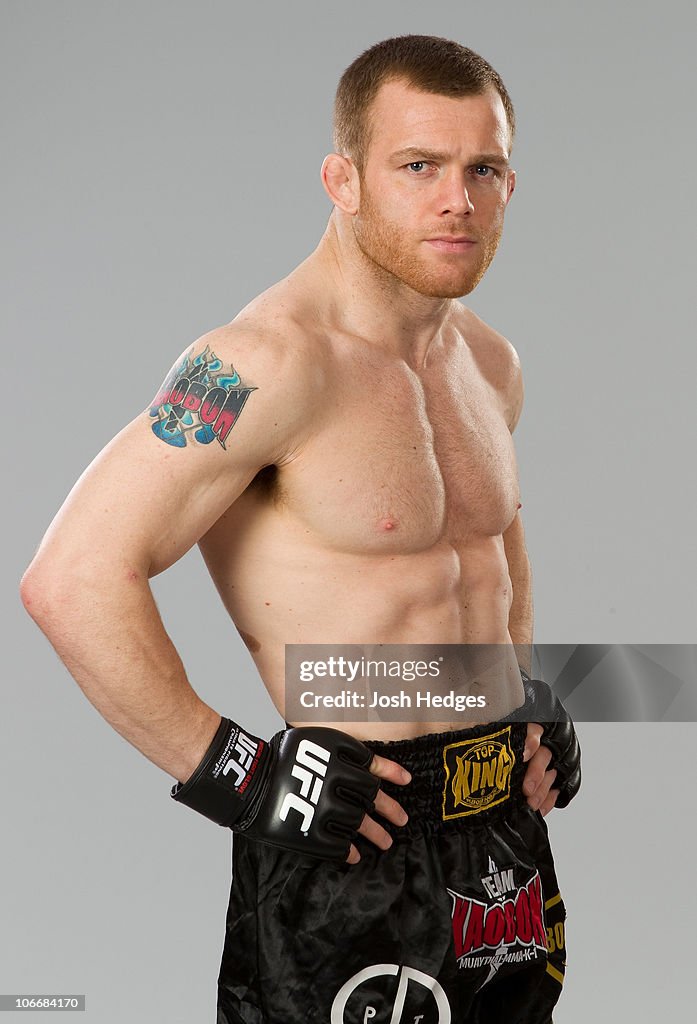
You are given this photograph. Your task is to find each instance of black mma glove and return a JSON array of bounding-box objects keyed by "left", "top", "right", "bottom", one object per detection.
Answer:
[
  {"left": 171, "top": 718, "right": 380, "bottom": 862},
  {"left": 519, "top": 670, "right": 582, "bottom": 808}
]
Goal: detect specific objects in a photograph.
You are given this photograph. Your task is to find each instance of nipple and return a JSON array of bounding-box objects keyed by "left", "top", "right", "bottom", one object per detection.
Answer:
[
  {"left": 517, "top": 502, "right": 522, "bottom": 510},
  {"left": 379, "top": 516, "right": 398, "bottom": 532}
]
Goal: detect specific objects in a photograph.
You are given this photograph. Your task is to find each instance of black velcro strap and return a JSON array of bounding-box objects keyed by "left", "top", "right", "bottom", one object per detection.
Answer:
[{"left": 171, "top": 717, "right": 270, "bottom": 827}]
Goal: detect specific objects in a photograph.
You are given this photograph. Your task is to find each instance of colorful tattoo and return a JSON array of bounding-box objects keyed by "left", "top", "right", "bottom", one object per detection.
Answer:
[{"left": 149, "top": 346, "right": 256, "bottom": 449}]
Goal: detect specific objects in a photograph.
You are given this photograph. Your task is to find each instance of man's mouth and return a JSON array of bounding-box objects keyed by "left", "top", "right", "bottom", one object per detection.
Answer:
[{"left": 425, "top": 237, "right": 477, "bottom": 253}]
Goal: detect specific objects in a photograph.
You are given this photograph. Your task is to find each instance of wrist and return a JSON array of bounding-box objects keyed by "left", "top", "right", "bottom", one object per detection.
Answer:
[
  {"left": 176, "top": 711, "right": 224, "bottom": 785},
  {"left": 171, "top": 717, "right": 271, "bottom": 827}
]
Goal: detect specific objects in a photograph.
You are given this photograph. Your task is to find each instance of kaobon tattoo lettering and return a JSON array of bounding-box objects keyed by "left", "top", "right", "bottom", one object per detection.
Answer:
[{"left": 149, "top": 346, "right": 256, "bottom": 449}]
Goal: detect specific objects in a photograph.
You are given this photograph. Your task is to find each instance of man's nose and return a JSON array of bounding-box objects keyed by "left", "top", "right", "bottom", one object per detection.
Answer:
[{"left": 438, "top": 173, "right": 475, "bottom": 215}]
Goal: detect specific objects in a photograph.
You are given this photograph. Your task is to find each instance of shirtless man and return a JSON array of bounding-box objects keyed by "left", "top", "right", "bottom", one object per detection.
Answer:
[{"left": 21, "top": 35, "right": 580, "bottom": 1024}]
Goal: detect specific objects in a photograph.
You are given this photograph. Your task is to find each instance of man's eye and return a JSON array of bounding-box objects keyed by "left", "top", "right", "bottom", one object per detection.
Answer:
[
  {"left": 407, "top": 161, "right": 428, "bottom": 172},
  {"left": 475, "top": 165, "right": 495, "bottom": 177}
]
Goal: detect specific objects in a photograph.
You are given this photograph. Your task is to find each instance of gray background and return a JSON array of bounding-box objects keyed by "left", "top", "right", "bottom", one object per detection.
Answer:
[{"left": 2, "top": 0, "right": 695, "bottom": 1020}]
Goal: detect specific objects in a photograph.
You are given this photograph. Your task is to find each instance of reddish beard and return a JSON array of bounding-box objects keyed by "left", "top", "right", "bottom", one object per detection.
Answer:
[{"left": 352, "top": 184, "right": 503, "bottom": 298}]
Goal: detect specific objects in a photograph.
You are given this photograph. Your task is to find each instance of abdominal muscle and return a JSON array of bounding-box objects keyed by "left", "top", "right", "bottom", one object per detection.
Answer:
[{"left": 200, "top": 510, "right": 525, "bottom": 741}]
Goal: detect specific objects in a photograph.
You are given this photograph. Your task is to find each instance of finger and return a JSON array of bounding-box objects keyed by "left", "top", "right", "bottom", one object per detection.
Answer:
[
  {"left": 373, "top": 787, "right": 409, "bottom": 828},
  {"left": 346, "top": 842, "right": 361, "bottom": 865},
  {"left": 356, "top": 812, "right": 393, "bottom": 852},
  {"left": 523, "top": 722, "right": 543, "bottom": 763},
  {"left": 522, "top": 745, "right": 553, "bottom": 796},
  {"left": 539, "top": 789, "right": 560, "bottom": 818},
  {"left": 369, "top": 753, "right": 412, "bottom": 786},
  {"left": 527, "top": 768, "right": 558, "bottom": 811}
]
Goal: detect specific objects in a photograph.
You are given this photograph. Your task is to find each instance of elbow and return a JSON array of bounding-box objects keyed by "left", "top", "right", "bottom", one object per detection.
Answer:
[
  {"left": 20, "top": 560, "right": 42, "bottom": 620},
  {"left": 20, "top": 559, "right": 64, "bottom": 631},
  {"left": 20, "top": 556, "right": 95, "bottom": 636},
  {"left": 21, "top": 549, "right": 146, "bottom": 635}
]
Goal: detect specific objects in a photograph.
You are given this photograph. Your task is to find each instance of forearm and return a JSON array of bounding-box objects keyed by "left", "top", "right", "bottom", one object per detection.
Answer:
[{"left": 21, "top": 567, "right": 220, "bottom": 783}]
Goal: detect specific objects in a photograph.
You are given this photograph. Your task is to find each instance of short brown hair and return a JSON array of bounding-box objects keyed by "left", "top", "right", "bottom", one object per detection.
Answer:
[{"left": 333, "top": 35, "right": 515, "bottom": 174}]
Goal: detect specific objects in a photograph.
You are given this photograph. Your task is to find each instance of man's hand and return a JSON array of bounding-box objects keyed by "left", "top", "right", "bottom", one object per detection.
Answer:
[
  {"left": 242, "top": 731, "right": 413, "bottom": 866},
  {"left": 172, "top": 720, "right": 412, "bottom": 865},
  {"left": 347, "top": 753, "right": 412, "bottom": 864},
  {"left": 523, "top": 723, "right": 559, "bottom": 817},
  {"left": 519, "top": 673, "right": 582, "bottom": 811}
]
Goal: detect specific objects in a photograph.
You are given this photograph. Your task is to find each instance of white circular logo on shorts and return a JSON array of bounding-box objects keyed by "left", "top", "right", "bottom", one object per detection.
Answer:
[{"left": 330, "top": 963, "right": 451, "bottom": 1024}]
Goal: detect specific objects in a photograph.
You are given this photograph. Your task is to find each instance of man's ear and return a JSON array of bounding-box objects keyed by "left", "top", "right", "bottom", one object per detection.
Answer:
[
  {"left": 506, "top": 167, "right": 516, "bottom": 203},
  {"left": 320, "top": 153, "right": 360, "bottom": 214}
]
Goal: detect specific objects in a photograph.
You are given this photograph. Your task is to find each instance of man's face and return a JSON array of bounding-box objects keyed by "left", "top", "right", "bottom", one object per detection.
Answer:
[{"left": 351, "top": 78, "right": 515, "bottom": 298}]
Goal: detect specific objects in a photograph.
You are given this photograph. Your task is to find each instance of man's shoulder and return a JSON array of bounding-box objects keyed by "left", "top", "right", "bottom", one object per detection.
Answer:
[
  {"left": 199, "top": 292, "right": 325, "bottom": 395},
  {"left": 165, "top": 291, "right": 328, "bottom": 458},
  {"left": 454, "top": 304, "right": 523, "bottom": 431},
  {"left": 454, "top": 304, "right": 521, "bottom": 377}
]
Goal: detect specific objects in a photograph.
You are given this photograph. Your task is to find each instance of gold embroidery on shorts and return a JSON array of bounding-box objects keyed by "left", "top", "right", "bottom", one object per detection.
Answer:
[{"left": 442, "top": 727, "right": 515, "bottom": 819}]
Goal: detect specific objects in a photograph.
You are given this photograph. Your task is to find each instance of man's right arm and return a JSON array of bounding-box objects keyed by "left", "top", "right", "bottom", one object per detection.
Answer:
[
  {"left": 21, "top": 324, "right": 413, "bottom": 863},
  {"left": 20, "top": 325, "right": 311, "bottom": 784}
]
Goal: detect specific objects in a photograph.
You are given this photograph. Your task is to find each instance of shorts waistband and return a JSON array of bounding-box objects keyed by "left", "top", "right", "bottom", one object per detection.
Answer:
[{"left": 360, "top": 720, "right": 527, "bottom": 838}]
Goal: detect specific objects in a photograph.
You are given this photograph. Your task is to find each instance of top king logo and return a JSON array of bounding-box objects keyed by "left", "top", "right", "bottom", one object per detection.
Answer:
[
  {"left": 441, "top": 727, "right": 514, "bottom": 819},
  {"left": 149, "top": 345, "right": 256, "bottom": 449}
]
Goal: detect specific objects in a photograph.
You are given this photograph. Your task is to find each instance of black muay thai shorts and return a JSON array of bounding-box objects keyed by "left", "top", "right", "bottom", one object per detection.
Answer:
[{"left": 216, "top": 720, "right": 567, "bottom": 1023}]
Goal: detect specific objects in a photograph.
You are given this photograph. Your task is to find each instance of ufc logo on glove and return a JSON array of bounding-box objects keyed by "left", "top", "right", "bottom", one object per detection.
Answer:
[
  {"left": 221, "top": 730, "right": 261, "bottom": 787},
  {"left": 279, "top": 739, "right": 332, "bottom": 832},
  {"left": 171, "top": 720, "right": 380, "bottom": 862}
]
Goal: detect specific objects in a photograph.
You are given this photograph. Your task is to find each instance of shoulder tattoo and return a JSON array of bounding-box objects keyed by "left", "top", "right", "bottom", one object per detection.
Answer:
[{"left": 149, "top": 345, "right": 256, "bottom": 450}]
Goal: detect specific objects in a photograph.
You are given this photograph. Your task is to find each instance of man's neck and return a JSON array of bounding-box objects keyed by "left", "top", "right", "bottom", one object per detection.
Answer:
[{"left": 304, "top": 210, "right": 458, "bottom": 367}]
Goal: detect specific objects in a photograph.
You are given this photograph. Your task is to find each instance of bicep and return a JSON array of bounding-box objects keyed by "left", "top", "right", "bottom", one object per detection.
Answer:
[
  {"left": 35, "top": 332, "right": 302, "bottom": 577},
  {"left": 51, "top": 413, "right": 260, "bottom": 577},
  {"left": 502, "top": 511, "right": 531, "bottom": 575},
  {"left": 505, "top": 347, "right": 523, "bottom": 433}
]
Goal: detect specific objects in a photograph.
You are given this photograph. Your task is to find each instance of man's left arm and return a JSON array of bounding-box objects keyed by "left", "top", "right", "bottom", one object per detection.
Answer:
[
  {"left": 501, "top": 339, "right": 581, "bottom": 814},
  {"left": 502, "top": 508, "right": 560, "bottom": 814}
]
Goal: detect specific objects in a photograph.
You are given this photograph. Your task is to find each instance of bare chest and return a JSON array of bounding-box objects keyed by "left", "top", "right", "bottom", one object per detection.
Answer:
[{"left": 280, "top": 345, "right": 520, "bottom": 554}]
